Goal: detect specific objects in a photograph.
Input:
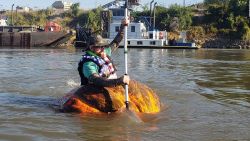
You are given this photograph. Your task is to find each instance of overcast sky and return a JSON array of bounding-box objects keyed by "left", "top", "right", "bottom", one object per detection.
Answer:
[{"left": 0, "top": 0, "right": 203, "bottom": 10}]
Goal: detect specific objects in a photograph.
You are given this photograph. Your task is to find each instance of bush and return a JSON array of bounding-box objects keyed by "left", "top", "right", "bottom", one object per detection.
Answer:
[
  {"left": 218, "top": 28, "right": 230, "bottom": 36},
  {"left": 187, "top": 26, "right": 205, "bottom": 41},
  {"left": 242, "top": 26, "right": 250, "bottom": 41},
  {"left": 235, "top": 16, "right": 250, "bottom": 40},
  {"left": 209, "top": 26, "right": 218, "bottom": 34}
]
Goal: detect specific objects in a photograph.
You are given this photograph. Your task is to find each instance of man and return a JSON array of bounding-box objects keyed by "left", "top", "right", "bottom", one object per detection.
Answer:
[{"left": 78, "top": 19, "right": 130, "bottom": 87}]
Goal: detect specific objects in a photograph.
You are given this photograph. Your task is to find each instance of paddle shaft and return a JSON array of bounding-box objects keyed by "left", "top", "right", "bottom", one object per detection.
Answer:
[{"left": 124, "top": 0, "right": 129, "bottom": 109}]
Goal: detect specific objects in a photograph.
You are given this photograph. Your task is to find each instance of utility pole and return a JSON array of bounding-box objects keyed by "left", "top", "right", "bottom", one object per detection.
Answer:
[
  {"left": 11, "top": 4, "right": 14, "bottom": 26},
  {"left": 183, "top": 0, "right": 186, "bottom": 7},
  {"left": 149, "top": 0, "right": 154, "bottom": 16},
  {"left": 249, "top": 0, "right": 250, "bottom": 18},
  {"left": 149, "top": 0, "right": 154, "bottom": 29},
  {"left": 153, "top": 2, "right": 157, "bottom": 30},
  {"left": 15, "top": 6, "right": 17, "bottom": 26}
]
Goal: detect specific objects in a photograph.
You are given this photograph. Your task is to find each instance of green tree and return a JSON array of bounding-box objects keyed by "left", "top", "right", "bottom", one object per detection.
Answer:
[
  {"left": 225, "top": 13, "right": 235, "bottom": 29},
  {"left": 14, "top": 13, "right": 27, "bottom": 26},
  {"left": 161, "top": 4, "right": 193, "bottom": 31},
  {"left": 235, "top": 16, "right": 250, "bottom": 39},
  {"left": 45, "top": 7, "right": 53, "bottom": 16},
  {"left": 70, "top": 3, "right": 80, "bottom": 17},
  {"left": 204, "top": 0, "right": 228, "bottom": 6},
  {"left": 205, "top": 2, "right": 229, "bottom": 28},
  {"left": 77, "top": 12, "right": 89, "bottom": 26},
  {"left": 154, "top": 6, "right": 168, "bottom": 30},
  {"left": 228, "top": 0, "right": 248, "bottom": 17}
]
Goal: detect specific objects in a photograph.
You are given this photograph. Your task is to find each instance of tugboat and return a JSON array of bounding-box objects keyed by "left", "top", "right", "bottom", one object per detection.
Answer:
[{"left": 75, "top": 0, "right": 197, "bottom": 49}]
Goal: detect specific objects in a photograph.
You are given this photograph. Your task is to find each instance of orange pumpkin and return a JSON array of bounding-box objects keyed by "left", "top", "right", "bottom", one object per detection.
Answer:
[{"left": 56, "top": 80, "right": 160, "bottom": 114}]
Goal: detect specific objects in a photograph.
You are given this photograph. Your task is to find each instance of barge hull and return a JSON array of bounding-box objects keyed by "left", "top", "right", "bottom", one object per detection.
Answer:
[{"left": 0, "top": 32, "right": 69, "bottom": 48}]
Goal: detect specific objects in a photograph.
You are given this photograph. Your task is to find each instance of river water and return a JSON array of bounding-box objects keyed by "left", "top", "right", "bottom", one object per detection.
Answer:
[{"left": 0, "top": 48, "right": 249, "bottom": 141}]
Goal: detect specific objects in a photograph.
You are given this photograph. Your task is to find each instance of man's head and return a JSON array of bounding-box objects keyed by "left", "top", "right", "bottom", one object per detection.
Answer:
[
  {"left": 89, "top": 34, "right": 108, "bottom": 47},
  {"left": 89, "top": 34, "right": 109, "bottom": 55}
]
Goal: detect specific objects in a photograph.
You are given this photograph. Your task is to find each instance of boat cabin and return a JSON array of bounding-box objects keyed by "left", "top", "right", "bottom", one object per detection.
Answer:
[{"left": 105, "top": 7, "right": 168, "bottom": 47}]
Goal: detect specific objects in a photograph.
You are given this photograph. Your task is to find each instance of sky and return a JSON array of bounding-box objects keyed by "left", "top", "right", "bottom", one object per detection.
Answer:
[{"left": 0, "top": 0, "right": 203, "bottom": 10}]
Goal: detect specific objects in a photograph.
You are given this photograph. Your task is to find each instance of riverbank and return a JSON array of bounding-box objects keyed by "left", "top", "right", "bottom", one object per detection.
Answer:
[
  {"left": 189, "top": 32, "right": 250, "bottom": 49},
  {"left": 52, "top": 34, "right": 250, "bottom": 50},
  {"left": 202, "top": 37, "right": 250, "bottom": 49}
]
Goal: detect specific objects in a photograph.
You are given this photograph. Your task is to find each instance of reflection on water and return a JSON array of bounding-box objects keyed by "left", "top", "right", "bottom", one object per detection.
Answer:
[
  {"left": 0, "top": 48, "right": 250, "bottom": 140},
  {"left": 125, "top": 49, "right": 250, "bottom": 106},
  {"left": 191, "top": 50, "right": 250, "bottom": 107}
]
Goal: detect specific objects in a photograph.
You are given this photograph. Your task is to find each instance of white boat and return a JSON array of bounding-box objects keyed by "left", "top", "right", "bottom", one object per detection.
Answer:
[
  {"left": 108, "top": 21, "right": 168, "bottom": 47},
  {"left": 102, "top": 2, "right": 197, "bottom": 49}
]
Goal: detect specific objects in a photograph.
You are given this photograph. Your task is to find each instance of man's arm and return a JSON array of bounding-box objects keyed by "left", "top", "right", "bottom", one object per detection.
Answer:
[
  {"left": 83, "top": 62, "right": 128, "bottom": 87},
  {"left": 109, "top": 20, "right": 127, "bottom": 52},
  {"left": 88, "top": 74, "right": 125, "bottom": 87}
]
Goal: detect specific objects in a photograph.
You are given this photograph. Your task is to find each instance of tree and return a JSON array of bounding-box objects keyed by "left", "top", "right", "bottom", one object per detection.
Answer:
[
  {"left": 228, "top": 0, "right": 248, "bottom": 17},
  {"left": 14, "top": 13, "right": 27, "bottom": 26},
  {"left": 45, "top": 7, "right": 53, "bottom": 17},
  {"left": 86, "top": 7, "right": 103, "bottom": 32},
  {"left": 159, "top": 4, "right": 192, "bottom": 31},
  {"left": 235, "top": 16, "right": 250, "bottom": 39},
  {"left": 204, "top": 0, "right": 228, "bottom": 6},
  {"left": 70, "top": 3, "right": 80, "bottom": 17},
  {"left": 154, "top": 6, "right": 169, "bottom": 30}
]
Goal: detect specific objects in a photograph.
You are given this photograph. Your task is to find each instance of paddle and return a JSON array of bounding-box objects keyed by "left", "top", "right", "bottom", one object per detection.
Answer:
[
  {"left": 123, "top": 0, "right": 142, "bottom": 123},
  {"left": 124, "top": 0, "right": 129, "bottom": 110}
]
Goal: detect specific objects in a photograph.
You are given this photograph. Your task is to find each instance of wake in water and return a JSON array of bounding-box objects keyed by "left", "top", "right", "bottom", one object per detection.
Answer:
[{"left": 66, "top": 79, "right": 80, "bottom": 88}]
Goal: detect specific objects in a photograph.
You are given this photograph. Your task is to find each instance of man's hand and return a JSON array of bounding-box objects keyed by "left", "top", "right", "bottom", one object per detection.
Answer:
[
  {"left": 121, "top": 18, "right": 130, "bottom": 26},
  {"left": 122, "top": 75, "right": 130, "bottom": 85}
]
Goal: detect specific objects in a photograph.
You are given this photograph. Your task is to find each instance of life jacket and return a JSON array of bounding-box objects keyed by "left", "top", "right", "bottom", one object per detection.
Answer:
[{"left": 78, "top": 52, "right": 116, "bottom": 85}]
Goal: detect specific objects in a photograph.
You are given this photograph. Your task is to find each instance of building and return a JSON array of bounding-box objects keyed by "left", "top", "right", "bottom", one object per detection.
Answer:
[
  {"left": 44, "top": 21, "right": 62, "bottom": 32},
  {"left": 0, "top": 19, "right": 7, "bottom": 26},
  {"left": 16, "top": 6, "right": 30, "bottom": 12},
  {"left": 0, "top": 11, "right": 7, "bottom": 26},
  {"left": 52, "top": 1, "right": 72, "bottom": 11}
]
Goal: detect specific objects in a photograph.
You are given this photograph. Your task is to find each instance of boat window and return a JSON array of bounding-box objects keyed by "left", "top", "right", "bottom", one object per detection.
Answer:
[
  {"left": 112, "top": 9, "right": 124, "bottom": 16},
  {"left": 131, "top": 26, "right": 135, "bottom": 32},
  {"left": 115, "top": 26, "right": 119, "bottom": 32},
  {"left": 137, "top": 41, "right": 143, "bottom": 45},
  {"left": 150, "top": 41, "right": 156, "bottom": 45},
  {"left": 128, "top": 41, "right": 130, "bottom": 45},
  {"left": 149, "top": 33, "right": 153, "bottom": 39}
]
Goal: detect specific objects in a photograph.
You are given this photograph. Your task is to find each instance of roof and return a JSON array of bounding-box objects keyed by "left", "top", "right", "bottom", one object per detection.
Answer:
[{"left": 45, "top": 21, "right": 61, "bottom": 27}]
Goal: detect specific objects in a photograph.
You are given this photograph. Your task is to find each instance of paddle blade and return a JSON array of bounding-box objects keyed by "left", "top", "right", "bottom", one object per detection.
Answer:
[{"left": 124, "top": 108, "right": 142, "bottom": 123}]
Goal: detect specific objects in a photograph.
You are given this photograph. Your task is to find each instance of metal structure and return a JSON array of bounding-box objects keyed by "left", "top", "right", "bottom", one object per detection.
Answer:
[
  {"left": 11, "top": 4, "right": 14, "bottom": 26},
  {"left": 249, "top": 0, "right": 250, "bottom": 17},
  {"left": 102, "top": 0, "right": 123, "bottom": 9},
  {"left": 153, "top": 2, "right": 157, "bottom": 30},
  {"left": 101, "top": 0, "right": 139, "bottom": 9},
  {"left": 149, "top": 0, "right": 155, "bottom": 27}
]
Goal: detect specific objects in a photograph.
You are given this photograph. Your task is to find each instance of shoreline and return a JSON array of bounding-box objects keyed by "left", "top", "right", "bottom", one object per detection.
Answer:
[{"left": 202, "top": 38, "right": 250, "bottom": 49}]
